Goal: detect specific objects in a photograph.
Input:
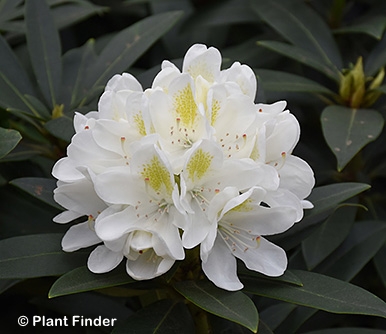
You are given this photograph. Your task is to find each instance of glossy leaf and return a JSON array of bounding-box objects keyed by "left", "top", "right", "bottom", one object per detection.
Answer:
[
  {"left": 334, "top": 15, "right": 386, "bottom": 40},
  {"left": 302, "top": 205, "right": 357, "bottom": 270},
  {"left": 0, "top": 234, "right": 89, "bottom": 278},
  {"left": 321, "top": 106, "right": 384, "bottom": 171},
  {"left": 243, "top": 270, "right": 386, "bottom": 318},
  {"left": 259, "top": 303, "right": 296, "bottom": 331},
  {"left": 26, "top": 0, "right": 62, "bottom": 108},
  {"left": 365, "top": 32, "right": 386, "bottom": 76},
  {"left": 184, "top": 0, "right": 256, "bottom": 28},
  {"left": 0, "top": 35, "right": 38, "bottom": 116},
  {"left": 374, "top": 245, "right": 386, "bottom": 288},
  {"left": 112, "top": 299, "right": 194, "bottom": 334},
  {"left": 251, "top": 0, "right": 342, "bottom": 69},
  {"left": 174, "top": 280, "right": 258, "bottom": 333},
  {"left": 51, "top": 2, "right": 107, "bottom": 31},
  {"left": 49, "top": 265, "right": 136, "bottom": 298},
  {"left": 257, "top": 41, "right": 340, "bottom": 82},
  {"left": 60, "top": 39, "right": 97, "bottom": 110},
  {"left": 255, "top": 69, "right": 334, "bottom": 94},
  {"left": 44, "top": 116, "right": 75, "bottom": 142},
  {"left": 239, "top": 268, "right": 303, "bottom": 287},
  {"left": 271, "top": 183, "right": 370, "bottom": 250},
  {"left": 85, "top": 11, "right": 183, "bottom": 92},
  {"left": 0, "top": 127, "right": 22, "bottom": 159},
  {"left": 9, "top": 177, "right": 61, "bottom": 209},
  {"left": 320, "top": 220, "right": 386, "bottom": 281}
]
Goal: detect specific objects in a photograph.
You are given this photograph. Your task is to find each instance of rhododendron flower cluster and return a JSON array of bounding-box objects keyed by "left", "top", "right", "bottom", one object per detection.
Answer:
[{"left": 52, "top": 44, "right": 314, "bottom": 291}]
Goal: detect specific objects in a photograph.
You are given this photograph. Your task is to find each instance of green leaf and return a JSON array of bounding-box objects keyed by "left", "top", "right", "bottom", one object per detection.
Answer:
[
  {"left": 0, "top": 35, "right": 39, "bottom": 116},
  {"left": 251, "top": 0, "right": 342, "bottom": 69},
  {"left": 302, "top": 205, "right": 357, "bottom": 270},
  {"left": 44, "top": 116, "right": 74, "bottom": 142},
  {"left": 51, "top": 2, "right": 107, "bottom": 31},
  {"left": 239, "top": 268, "right": 303, "bottom": 287},
  {"left": 374, "top": 245, "right": 386, "bottom": 288},
  {"left": 60, "top": 39, "right": 97, "bottom": 110},
  {"left": 243, "top": 270, "right": 386, "bottom": 318},
  {"left": 85, "top": 11, "right": 183, "bottom": 92},
  {"left": 257, "top": 41, "right": 340, "bottom": 82},
  {"left": 0, "top": 127, "right": 22, "bottom": 159},
  {"left": 305, "top": 183, "right": 370, "bottom": 219},
  {"left": 271, "top": 183, "right": 370, "bottom": 250},
  {"left": 184, "top": 0, "right": 256, "bottom": 28},
  {"left": 320, "top": 220, "right": 386, "bottom": 281},
  {"left": 9, "top": 177, "right": 61, "bottom": 209},
  {"left": 334, "top": 15, "right": 386, "bottom": 40},
  {"left": 0, "top": 233, "right": 88, "bottom": 279},
  {"left": 303, "top": 328, "right": 386, "bottom": 334},
  {"left": 49, "top": 265, "right": 136, "bottom": 298},
  {"left": 0, "top": 278, "right": 21, "bottom": 294},
  {"left": 112, "top": 299, "right": 194, "bottom": 334},
  {"left": 259, "top": 303, "right": 296, "bottom": 331},
  {"left": 365, "top": 32, "right": 386, "bottom": 76},
  {"left": 26, "top": 0, "right": 62, "bottom": 108},
  {"left": 174, "top": 280, "right": 258, "bottom": 333},
  {"left": 321, "top": 106, "right": 384, "bottom": 171},
  {"left": 255, "top": 69, "right": 334, "bottom": 95}
]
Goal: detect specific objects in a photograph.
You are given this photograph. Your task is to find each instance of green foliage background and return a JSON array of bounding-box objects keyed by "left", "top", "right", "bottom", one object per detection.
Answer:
[{"left": 1, "top": 0, "right": 386, "bottom": 333}]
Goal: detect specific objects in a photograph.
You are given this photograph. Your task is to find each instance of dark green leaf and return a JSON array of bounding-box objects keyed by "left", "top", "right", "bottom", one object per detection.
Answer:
[
  {"left": 51, "top": 3, "right": 107, "bottom": 31},
  {"left": 44, "top": 116, "right": 74, "bottom": 142},
  {"left": 184, "top": 0, "right": 256, "bottom": 28},
  {"left": 0, "top": 234, "right": 89, "bottom": 279},
  {"left": 365, "top": 32, "right": 386, "bottom": 76},
  {"left": 0, "top": 127, "right": 22, "bottom": 159},
  {"left": 0, "top": 279, "right": 21, "bottom": 294},
  {"left": 244, "top": 270, "right": 386, "bottom": 318},
  {"left": 302, "top": 205, "right": 357, "bottom": 270},
  {"left": 303, "top": 328, "right": 386, "bottom": 334},
  {"left": 0, "top": 35, "right": 39, "bottom": 116},
  {"left": 259, "top": 303, "right": 296, "bottom": 331},
  {"left": 112, "top": 299, "right": 194, "bottom": 334},
  {"left": 251, "top": 0, "right": 342, "bottom": 69},
  {"left": 60, "top": 39, "right": 97, "bottom": 110},
  {"left": 257, "top": 41, "right": 340, "bottom": 82},
  {"left": 49, "top": 265, "right": 136, "bottom": 298},
  {"left": 255, "top": 69, "right": 334, "bottom": 95},
  {"left": 9, "top": 177, "right": 61, "bottom": 209},
  {"left": 374, "top": 245, "right": 386, "bottom": 288},
  {"left": 26, "top": 0, "right": 62, "bottom": 108},
  {"left": 320, "top": 220, "right": 386, "bottom": 281},
  {"left": 239, "top": 268, "right": 303, "bottom": 287},
  {"left": 85, "top": 11, "right": 183, "bottom": 92},
  {"left": 305, "top": 183, "right": 370, "bottom": 219},
  {"left": 321, "top": 106, "right": 384, "bottom": 171},
  {"left": 271, "top": 184, "right": 370, "bottom": 250},
  {"left": 334, "top": 15, "right": 386, "bottom": 40},
  {"left": 174, "top": 280, "right": 258, "bottom": 332}
]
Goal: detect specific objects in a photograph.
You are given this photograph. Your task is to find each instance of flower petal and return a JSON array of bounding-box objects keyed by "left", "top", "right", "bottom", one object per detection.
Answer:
[
  {"left": 234, "top": 237, "right": 287, "bottom": 277},
  {"left": 62, "top": 221, "right": 101, "bottom": 252},
  {"left": 88, "top": 245, "right": 123, "bottom": 273},
  {"left": 202, "top": 235, "right": 243, "bottom": 291},
  {"left": 126, "top": 249, "right": 174, "bottom": 280},
  {"left": 182, "top": 44, "right": 222, "bottom": 82}
]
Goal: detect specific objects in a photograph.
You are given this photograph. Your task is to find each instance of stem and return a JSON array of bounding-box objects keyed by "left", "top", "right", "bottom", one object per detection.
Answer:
[{"left": 330, "top": 0, "right": 346, "bottom": 28}]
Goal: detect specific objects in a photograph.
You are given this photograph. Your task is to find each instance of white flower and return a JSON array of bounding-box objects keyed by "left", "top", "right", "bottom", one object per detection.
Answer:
[
  {"left": 52, "top": 43, "right": 315, "bottom": 289},
  {"left": 201, "top": 186, "right": 298, "bottom": 291},
  {"left": 178, "top": 139, "right": 279, "bottom": 249}
]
